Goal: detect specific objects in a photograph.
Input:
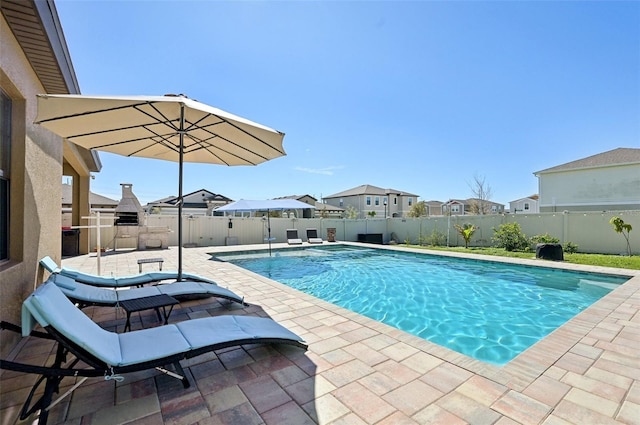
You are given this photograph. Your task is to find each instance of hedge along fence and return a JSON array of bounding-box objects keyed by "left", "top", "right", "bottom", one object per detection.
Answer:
[{"left": 88, "top": 210, "right": 640, "bottom": 255}]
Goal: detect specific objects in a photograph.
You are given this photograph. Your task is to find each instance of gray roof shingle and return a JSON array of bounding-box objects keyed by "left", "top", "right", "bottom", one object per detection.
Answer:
[{"left": 535, "top": 148, "right": 640, "bottom": 174}]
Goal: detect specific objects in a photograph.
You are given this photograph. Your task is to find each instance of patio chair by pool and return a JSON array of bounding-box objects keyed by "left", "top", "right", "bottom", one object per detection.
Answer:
[
  {"left": 286, "top": 229, "right": 303, "bottom": 245},
  {"left": 50, "top": 273, "right": 246, "bottom": 308},
  {"left": 40, "top": 256, "right": 218, "bottom": 287},
  {"left": 306, "top": 228, "right": 323, "bottom": 244},
  {"left": 0, "top": 281, "right": 306, "bottom": 425}
]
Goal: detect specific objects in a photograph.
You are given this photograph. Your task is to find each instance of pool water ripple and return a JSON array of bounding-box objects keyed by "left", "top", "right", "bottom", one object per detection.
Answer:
[{"left": 219, "top": 246, "right": 629, "bottom": 364}]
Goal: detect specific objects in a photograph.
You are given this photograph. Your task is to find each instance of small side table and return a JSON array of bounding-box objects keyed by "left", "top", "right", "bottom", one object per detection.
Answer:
[
  {"left": 119, "top": 294, "right": 179, "bottom": 332},
  {"left": 137, "top": 258, "right": 164, "bottom": 273}
]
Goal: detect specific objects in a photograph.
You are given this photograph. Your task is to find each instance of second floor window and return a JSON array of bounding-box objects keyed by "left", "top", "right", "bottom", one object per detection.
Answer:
[
  {"left": 524, "top": 203, "right": 529, "bottom": 210},
  {"left": 366, "top": 196, "right": 371, "bottom": 206},
  {"left": 375, "top": 197, "right": 380, "bottom": 206},
  {"left": 408, "top": 197, "right": 413, "bottom": 206}
]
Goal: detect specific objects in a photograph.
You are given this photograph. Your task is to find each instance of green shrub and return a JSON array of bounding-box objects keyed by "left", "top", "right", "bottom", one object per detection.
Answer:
[
  {"left": 492, "top": 222, "right": 529, "bottom": 252},
  {"left": 564, "top": 241, "right": 579, "bottom": 254},
  {"left": 427, "top": 230, "right": 447, "bottom": 247},
  {"left": 530, "top": 233, "right": 560, "bottom": 245}
]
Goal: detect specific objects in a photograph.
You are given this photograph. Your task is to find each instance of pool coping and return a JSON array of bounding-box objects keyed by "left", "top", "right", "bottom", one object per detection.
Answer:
[{"left": 211, "top": 241, "right": 639, "bottom": 391}]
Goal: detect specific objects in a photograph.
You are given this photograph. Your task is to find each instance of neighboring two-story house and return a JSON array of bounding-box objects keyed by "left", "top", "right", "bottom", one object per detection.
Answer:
[
  {"left": 442, "top": 198, "right": 505, "bottom": 215},
  {"left": 274, "top": 195, "right": 344, "bottom": 218},
  {"left": 534, "top": 148, "right": 640, "bottom": 212},
  {"left": 146, "top": 189, "right": 233, "bottom": 216},
  {"left": 323, "top": 184, "right": 419, "bottom": 218}
]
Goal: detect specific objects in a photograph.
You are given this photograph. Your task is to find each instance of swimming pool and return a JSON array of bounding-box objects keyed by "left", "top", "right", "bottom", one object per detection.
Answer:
[{"left": 215, "top": 245, "right": 630, "bottom": 364}]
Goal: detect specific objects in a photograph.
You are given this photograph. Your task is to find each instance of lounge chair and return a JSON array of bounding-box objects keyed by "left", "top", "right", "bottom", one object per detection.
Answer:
[
  {"left": 40, "top": 256, "right": 218, "bottom": 287},
  {"left": 306, "top": 228, "right": 323, "bottom": 244},
  {"left": 1, "top": 281, "right": 306, "bottom": 425},
  {"left": 50, "top": 273, "right": 246, "bottom": 308},
  {"left": 286, "top": 229, "right": 303, "bottom": 245}
]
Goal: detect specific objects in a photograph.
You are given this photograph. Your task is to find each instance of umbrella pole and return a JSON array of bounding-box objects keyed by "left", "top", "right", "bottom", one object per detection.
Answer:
[
  {"left": 268, "top": 210, "right": 272, "bottom": 256},
  {"left": 177, "top": 104, "right": 185, "bottom": 281}
]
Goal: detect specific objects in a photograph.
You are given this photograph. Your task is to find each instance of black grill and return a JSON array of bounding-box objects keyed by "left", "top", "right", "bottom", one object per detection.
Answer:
[{"left": 115, "top": 212, "right": 139, "bottom": 226}]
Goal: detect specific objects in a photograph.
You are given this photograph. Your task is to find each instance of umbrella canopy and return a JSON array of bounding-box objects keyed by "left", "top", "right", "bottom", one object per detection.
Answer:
[
  {"left": 36, "top": 94, "right": 286, "bottom": 279},
  {"left": 217, "top": 199, "right": 314, "bottom": 255},
  {"left": 216, "top": 199, "right": 313, "bottom": 213}
]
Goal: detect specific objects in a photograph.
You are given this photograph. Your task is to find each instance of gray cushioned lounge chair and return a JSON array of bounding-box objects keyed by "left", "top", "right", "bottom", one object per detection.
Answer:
[
  {"left": 0, "top": 281, "right": 306, "bottom": 425},
  {"left": 51, "top": 273, "right": 245, "bottom": 307},
  {"left": 40, "top": 256, "right": 218, "bottom": 287}
]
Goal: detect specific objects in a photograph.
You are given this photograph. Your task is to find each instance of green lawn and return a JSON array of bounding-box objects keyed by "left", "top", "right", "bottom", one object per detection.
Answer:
[{"left": 405, "top": 245, "right": 640, "bottom": 270}]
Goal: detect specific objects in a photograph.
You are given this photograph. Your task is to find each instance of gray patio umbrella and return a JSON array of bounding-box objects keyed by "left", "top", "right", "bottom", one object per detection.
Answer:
[{"left": 35, "top": 94, "right": 286, "bottom": 280}]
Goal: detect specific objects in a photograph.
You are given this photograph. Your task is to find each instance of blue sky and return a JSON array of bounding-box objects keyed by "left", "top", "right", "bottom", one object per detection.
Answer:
[{"left": 55, "top": 1, "right": 639, "bottom": 207}]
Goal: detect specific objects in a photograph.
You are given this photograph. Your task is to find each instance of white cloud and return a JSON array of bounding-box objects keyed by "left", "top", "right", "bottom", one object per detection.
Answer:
[{"left": 294, "top": 166, "right": 344, "bottom": 176}]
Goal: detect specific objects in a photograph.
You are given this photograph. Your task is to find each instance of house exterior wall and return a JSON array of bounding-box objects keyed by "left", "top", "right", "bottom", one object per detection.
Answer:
[
  {"left": 510, "top": 198, "right": 539, "bottom": 214},
  {"left": 0, "top": 14, "right": 65, "bottom": 355},
  {"left": 0, "top": 7, "right": 96, "bottom": 355},
  {"left": 538, "top": 164, "right": 640, "bottom": 212}
]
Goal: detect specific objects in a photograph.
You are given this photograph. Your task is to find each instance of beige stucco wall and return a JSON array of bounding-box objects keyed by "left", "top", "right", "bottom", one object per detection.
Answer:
[
  {"left": 0, "top": 15, "right": 64, "bottom": 356},
  {"left": 538, "top": 164, "right": 640, "bottom": 212}
]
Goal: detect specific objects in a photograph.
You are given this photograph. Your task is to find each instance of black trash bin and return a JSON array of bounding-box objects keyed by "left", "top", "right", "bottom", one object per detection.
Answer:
[{"left": 62, "top": 229, "right": 80, "bottom": 257}]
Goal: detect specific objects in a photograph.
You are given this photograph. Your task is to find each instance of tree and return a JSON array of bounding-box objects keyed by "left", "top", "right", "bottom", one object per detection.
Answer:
[
  {"left": 367, "top": 211, "right": 377, "bottom": 218},
  {"left": 454, "top": 223, "right": 478, "bottom": 248},
  {"left": 609, "top": 216, "right": 633, "bottom": 256},
  {"left": 344, "top": 205, "right": 358, "bottom": 219},
  {"left": 468, "top": 173, "right": 493, "bottom": 215},
  {"left": 408, "top": 201, "right": 428, "bottom": 217}
]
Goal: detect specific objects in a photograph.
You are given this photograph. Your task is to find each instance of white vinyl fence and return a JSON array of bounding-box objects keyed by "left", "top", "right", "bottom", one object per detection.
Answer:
[{"left": 87, "top": 210, "right": 640, "bottom": 255}]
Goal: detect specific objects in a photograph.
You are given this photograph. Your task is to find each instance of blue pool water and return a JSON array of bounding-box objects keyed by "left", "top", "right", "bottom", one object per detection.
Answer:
[{"left": 215, "top": 245, "right": 629, "bottom": 364}]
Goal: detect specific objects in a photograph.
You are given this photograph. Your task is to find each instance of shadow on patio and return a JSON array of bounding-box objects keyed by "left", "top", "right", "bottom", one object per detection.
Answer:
[{"left": 1, "top": 281, "right": 317, "bottom": 424}]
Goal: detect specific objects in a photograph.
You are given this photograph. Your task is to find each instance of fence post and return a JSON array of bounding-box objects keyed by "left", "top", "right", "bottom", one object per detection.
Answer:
[{"left": 562, "top": 211, "right": 570, "bottom": 244}]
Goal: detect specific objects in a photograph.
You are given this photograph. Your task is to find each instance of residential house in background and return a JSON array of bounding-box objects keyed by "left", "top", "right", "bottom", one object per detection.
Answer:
[
  {"left": 424, "top": 200, "right": 445, "bottom": 216},
  {"left": 534, "top": 148, "right": 640, "bottom": 212},
  {"left": 1, "top": 1, "right": 101, "bottom": 355},
  {"left": 61, "top": 183, "right": 118, "bottom": 227},
  {"left": 510, "top": 195, "right": 539, "bottom": 214},
  {"left": 323, "top": 184, "right": 419, "bottom": 218},
  {"left": 442, "top": 198, "right": 505, "bottom": 215},
  {"left": 146, "top": 189, "right": 233, "bottom": 216},
  {"left": 274, "top": 194, "right": 344, "bottom": 218}
]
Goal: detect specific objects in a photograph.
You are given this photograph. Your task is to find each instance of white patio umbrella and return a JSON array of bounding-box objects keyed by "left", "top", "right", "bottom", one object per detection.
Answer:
[
  {"left": 35, "top": 94, "right": 286, "bottom": 280},
  {"left": 216, "top": 199, "right": 313, "bottom": 255}
]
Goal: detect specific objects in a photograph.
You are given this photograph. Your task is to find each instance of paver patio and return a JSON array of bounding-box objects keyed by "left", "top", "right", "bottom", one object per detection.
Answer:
[{"left": 1, "top": 243, "right": 638, "bottom": 424}]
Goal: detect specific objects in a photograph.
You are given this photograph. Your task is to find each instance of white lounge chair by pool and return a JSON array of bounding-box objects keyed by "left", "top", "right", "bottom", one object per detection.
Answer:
[
  {"left": 306, "top": 228, "right": 323, "bottom": 244},
  {"left": 286, "top": 229, "right": 303, "bottom": 245}
]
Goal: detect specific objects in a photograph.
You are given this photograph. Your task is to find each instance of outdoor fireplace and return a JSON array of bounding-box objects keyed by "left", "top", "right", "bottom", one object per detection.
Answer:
[
  {"left": 115, "top": 184, "right": 144, "bottom": 226},
  {"left": 113, "top": 183, "right": 169, "bottom": 250}
]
